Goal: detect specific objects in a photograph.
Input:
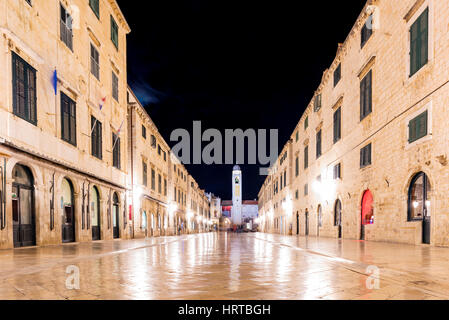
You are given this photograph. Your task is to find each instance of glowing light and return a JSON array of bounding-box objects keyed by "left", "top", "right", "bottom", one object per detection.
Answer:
[
  {"left": 425, "top": 201, "right": 431, "bottom": 208},
  {"left": 282, "top": 198, "right": 293, "bottom": 215},
  {"left": 413, "top": 201, "right": 419, "bottom": 208},
  {"left": 168, "top": 203, "right": 178, "bottom": 217},
  {"left": 187, "top": 210, "right": 194, "bottom": 221},
  {"left": 312, "top": 175, "right": 336, "bottom": 202}
]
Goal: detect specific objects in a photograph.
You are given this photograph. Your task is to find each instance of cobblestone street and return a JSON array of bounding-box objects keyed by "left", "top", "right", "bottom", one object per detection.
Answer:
[{"left": 0, "top": 232, "right": 448, "bottom": 300}]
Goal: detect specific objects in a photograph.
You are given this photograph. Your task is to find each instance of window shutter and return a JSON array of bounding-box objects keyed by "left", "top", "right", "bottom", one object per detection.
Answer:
[{"left": 420, "top": 9, "right": 429, "bottom": 69}]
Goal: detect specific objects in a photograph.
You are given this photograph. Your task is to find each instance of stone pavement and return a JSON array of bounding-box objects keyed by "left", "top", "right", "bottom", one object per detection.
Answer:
[{"left": 0, "top": 232, "right": 448, "bottom": 300}]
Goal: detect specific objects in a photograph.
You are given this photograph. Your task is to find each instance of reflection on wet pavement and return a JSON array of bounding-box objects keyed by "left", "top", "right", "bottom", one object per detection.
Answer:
[{"left": 0, "top": 232, "right": 447, "bottom": 300}]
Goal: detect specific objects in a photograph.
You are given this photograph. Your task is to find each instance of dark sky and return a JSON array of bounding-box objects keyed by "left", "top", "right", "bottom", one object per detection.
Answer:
[{"left": 117, "top": 0, "right": 366, "bottom": 201}]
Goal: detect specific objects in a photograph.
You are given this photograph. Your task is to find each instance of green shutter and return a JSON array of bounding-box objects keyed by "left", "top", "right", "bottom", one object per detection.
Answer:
[
  {"left": 410, "top": 8, "right": 428, "bottom": 76},
  {"left": 111, "top": 16, "right": 118, "bottom": 49},
  {"left": 409, "top": 110, "right": 428, "bottom": 143}
]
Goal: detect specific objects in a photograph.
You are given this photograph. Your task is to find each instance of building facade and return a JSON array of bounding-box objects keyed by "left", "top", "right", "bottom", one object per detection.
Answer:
[
  {"left": 223, "top": 165, "right": 258, "bottom": 228},
  {"left": 259, "top": 0, "right": 449, "bottom": 246},
  {"left": 0, "top": 0, "right": 131, "bottom": 249},
  {"left": 0, "top": 0, "right": 211, "bottom": 250},
  {"left": 206, "top": 192, "right": 221, "bottom": 230}
]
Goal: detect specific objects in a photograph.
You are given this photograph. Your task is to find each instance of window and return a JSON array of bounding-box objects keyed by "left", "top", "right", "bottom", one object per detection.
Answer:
[
  {"left": 111, "top": 16, "right": 119, "bottom": 49},
  {"left": 280, "top": 175, "right": 283, "bottom": 190},
  {"left": 334, "top": 199, "right": 342, "bottom": 226},
  {"left": 142, "top": 125, "right": 146, "bottom": 139},
  {"left": 60, "top": 4, "right": 73, "bottom": 50},
  {"left": 334, "top": 64, "right": 341, "bottom": 87},
  {"left": 91, "top": 116, "right": 102, "bottom": 159},
  {"left": 90, "top": 44, "right": 100, "bottom": 80},
  {"left": 158, "top": 174, "right": 162, "bottom": 194},
  {"left": 151, "top": 135, "right": 157, "bottom": 148},
  {"left": 295, "top": 131, "right": 299, "bottom": 142},
  {"left": 142, "top": 161, "right": 147, "bottom": 186},
  {"left": 163, "top": 151, "right": 167, "bottom": 161},
  {"left": 158, "top": 145, "right": 162, "bottom": 156},
  {"left": 304, "top": 184, "right": 308, "bottom": 196},
  {"left": 314, "top": 94, "right": 322, "bottom": 112},
  {"left": 164, "top": 179, "right": 167, "bottom": 196},
  {"left": 360, "top": 70, "right": 372, "bottom": 120},
  {"left": 361, "top": 15, "right": 373, "bottom": 48},
  {"left": 333, "top": 107, "right": 341, "bottom": 143},
  {"left": 25, "top": 0, "right": 32, "bottom": 5},
  {"left": 151, "top": 169, "right": 155, "bottom": 191},
  {"left": 333, "top": 163, "right": 341, "bottom": 180},
  {"left": 89, "top": 0, "right": 99, "bottom": 18},
  {"left": 112, "top": 72, "right": 118, "bottom": 101},
  {"left": 410, "top": 8, "right": 429, "bottom": 77},
  {"left": 112, "top": 133, "right": 120, "bottom": 169},
  {"left": 295, "top": 190, "right": 299, "bottom": 200},
  {"left": 284, "top": 171, "right": 287, "bottom": 187},
  {"left": 304, "top": 146, "right": 309, "bottom": 169},
  {"left": 304, "top": 116, "right": 309, "bottom": 130},
  {"left": 12, "top": 52, "right": 36, "bottom": 124},
  {"left": 408, "top": 172, "right": 430, "bottom": 221},
  {"left": 360, "top": 143, "right": 372, "bottom": 168},
  {"left": 174, "top": 187, "right": 176, "bottom": 201},
  {"left": 409, "top": 110, "right": 428, "bottom": 143},
  {"left": 295, "top": 156, "right": 299, "bottom": 177},
  {"left": 316, "top": 130, "right": 322, "bottom": 159},
  {"left": 61, "top": 92, "right": 76, "bottom": 146}
]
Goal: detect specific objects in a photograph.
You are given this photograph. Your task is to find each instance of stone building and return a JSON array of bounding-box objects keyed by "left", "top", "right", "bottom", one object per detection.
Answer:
[
  {"left": 0, "top": 0, "right": 131, "bottom": 248},
  {"left": 206, "top": 192, "right": 221, "bottom": 230},
  {"left": 127, "top": 87, "right": 211, "bottom": 238},
  {"left": 127, "top": 88, "right": 172, "bottom": 238},
  {"left": 259, "top": 0, "right": 449, "bottom": 246},
  {"left": 0, "top": 0, "right": 211, "bottom": 250}
]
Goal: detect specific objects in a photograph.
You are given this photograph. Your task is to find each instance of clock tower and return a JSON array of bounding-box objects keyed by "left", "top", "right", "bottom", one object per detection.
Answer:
[{"left": 231, "top": 165, "right": 242, "bottom": 225}]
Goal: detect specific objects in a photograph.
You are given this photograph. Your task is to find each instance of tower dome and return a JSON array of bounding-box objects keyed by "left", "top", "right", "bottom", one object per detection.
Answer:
[{"left": 233, "top": 165, "right": 241, "bottom": 171}]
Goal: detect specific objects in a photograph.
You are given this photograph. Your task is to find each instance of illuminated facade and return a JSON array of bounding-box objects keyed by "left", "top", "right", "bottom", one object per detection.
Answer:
[
  {"left": 0, "top": 0, "right": 131, "bottom": 248},
  {"left": 259, "top": 0, "right": 449, "bottom": 246},
  {"left": 0, "top": 0, "right": 210, "bottom": 249}
]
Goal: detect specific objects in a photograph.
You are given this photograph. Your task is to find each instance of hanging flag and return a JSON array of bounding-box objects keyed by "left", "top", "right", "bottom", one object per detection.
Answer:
[
  {"left": 99, "top": 96, "right": 106, "bottom": 111},
  {"left": 116, "top": 120, "right": 124, "bottom": 135},
  {"left": 112, "top": 120, "right": 124, "bottom": 150},
  {"left": 52, "top": 69, "right": 58, "bottom": 95}
]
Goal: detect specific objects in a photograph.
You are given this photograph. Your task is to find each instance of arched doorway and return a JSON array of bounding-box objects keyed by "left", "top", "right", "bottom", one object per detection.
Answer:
[
  {"left": 408, "top": 172, "right": 431, "bottom": 244},
  {"left": 141, "top": 210, "right": 147, "bottom": 237},
  {"left": 305, "top": 209, "right": 309, "bottom": 236},
  {"left": 91, "top": 186, "right": 101, "bottom": 241},
  {"left": 317, "top": 205, "right": 322, "bottom": 236},
  {"left": 112, "top": 193, "right": 120, "bottom": 239},
  {"left": 334, "top": 199, "right": 342, "bottom": 239},
  {"left": 361, "top": 190, "right": 374, "bottom": 240},
  {"left": 12, "top": 164, "right": 35, "bottom": 248},
  {"left": 296, "top": 212, "right": 299, "bottom": 235},
  {"left": 61, "top": 178, "right": 75, "bottom": 243}
]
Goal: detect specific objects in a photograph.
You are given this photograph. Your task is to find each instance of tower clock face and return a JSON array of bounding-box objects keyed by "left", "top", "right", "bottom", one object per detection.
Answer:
[{"left": 235, "top": 177, "right": 240, "bottom": 184}]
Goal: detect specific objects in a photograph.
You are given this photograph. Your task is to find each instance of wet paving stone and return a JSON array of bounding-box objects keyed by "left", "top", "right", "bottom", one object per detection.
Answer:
[{"left": 0, "top": 232, "right": 447, "bottom": 300}]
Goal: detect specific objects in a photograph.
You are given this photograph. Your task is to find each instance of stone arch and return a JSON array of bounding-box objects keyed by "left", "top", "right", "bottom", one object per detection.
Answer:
[{"left": 6, "top": 158, "right": 43, "bottom": 187}]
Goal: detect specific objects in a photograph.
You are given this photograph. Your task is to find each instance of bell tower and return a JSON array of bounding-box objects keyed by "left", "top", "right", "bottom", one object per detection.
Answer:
[{"left": 232, "top": 165, "right": 242, "bottom": 225}]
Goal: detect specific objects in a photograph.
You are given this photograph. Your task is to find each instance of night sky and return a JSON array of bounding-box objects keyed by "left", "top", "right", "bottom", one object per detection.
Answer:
[{"left": 117, "top": 0, "right": 366, "bottom": 201}]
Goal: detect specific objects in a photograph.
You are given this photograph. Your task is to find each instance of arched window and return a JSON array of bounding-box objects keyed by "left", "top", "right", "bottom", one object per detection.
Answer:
[
  {"left": 317, "top": 205, "right": 322, "bottom": 227},
  {"left": 141, "top": 211, "right": 147, "bottom": 229},
  {"left": 334, "top": 199, "right": 342, "bottom": 226},
  {"left": 408, "top": 172, "right": 431, "bottom": 221}
]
